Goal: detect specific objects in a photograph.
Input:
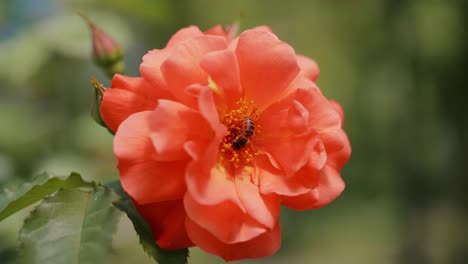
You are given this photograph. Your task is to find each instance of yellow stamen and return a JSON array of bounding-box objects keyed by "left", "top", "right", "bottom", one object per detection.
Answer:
[{"left": 218, "top": 99, "right": 260, "bottom": 168}]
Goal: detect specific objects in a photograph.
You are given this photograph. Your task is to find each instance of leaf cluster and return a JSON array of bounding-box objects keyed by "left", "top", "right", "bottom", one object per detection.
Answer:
[{"left": 0, "top": 173, "right": 189, "bottom": 264}]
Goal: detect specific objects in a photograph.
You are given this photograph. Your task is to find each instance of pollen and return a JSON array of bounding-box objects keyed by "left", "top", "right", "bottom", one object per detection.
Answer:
[{"left": 219, "top": 99, "right": 260, "bottom": 168}]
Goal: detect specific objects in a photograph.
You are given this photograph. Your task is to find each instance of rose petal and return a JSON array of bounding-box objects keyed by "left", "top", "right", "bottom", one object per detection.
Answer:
[
  {"left": 296, "top": 87, "right": 342, "bottom": 133},
  {"left": 256, "top": 87, "right": 333, "bottom": 177},
  {"left": 136, "top": 200, "right": 194, "bottom": 249},
  {"left": 197, "top": 87, "right": 226, "bottom": 137},
  {"left": 101, "top": 89, "right": 157, "bottom": 132},
  {"left": 186, "top": 217, "right": 281, "bottom": 262},
  {"left": 329, "top": 99, "right": 344, "bottom": 126},
  {"left": 114, "top": 111, "right": 187, "bottom": 204},
  {"left": 141, "top": 28, "right": 212, "bottom": 96},
  {"left": 204, "top": 25, "right": 227, "bottom": 38},
  {"left": 300, "top": 139, "right": 328, "bottom": 184},
  {"left": 110, "top": 74, "right": 172, "bottom": 101},
  {"left": 227, "top": 26, "right": 272, "bottom": 51},
  {"left": 200, "top": 49, "right": 242, "bottom": 109},
  {"left": 113, "top": 111, "right": 155, "bottom": 162},
  {"left": 281, "top": 188, "right": 319, "bottom": 211},
  {"left": 149, "top": 99, "right": 213, "bottom": 161},
  {"left": 184, "top": 137, "right": 278, "bottom": 243},
  {"left": 258, "top": 154, "right": 308, "bottom": 196},
  {"left": 259, "top": 132, "right": 320, "bottom": 177},
  {"left": 284, "top": 72, "right": 318, "bottom": 97},
  {"left": 166, "top": 25, "right": 204, "bottom": 47},
  {"left": 184, "top": 139, "right": 240, "bottom": 206},
  {"left": 326, "top": 129, "right": 351, "bottom": 170},
  {"left": 314, "top": 166, "right": 346, "bottom": 208},
  {"left": 118, "top": 160, "right": 187, "bottom": 204},
  {"left": 235, "top": 29, "right": 300, "bottom": 110},
  {"left": 235, "top": 169, "right": 280, "bottom": 229},
  {"left": 161, "top": 36, "right": 227, "bottom": 107},
  {"left": 184, "top": 192, "right": 267, "bottom": 244},
  {"left": 319, "top": 129, "right": 348, "bottom": 154},
  {"left": 140, "top": 27, "right": 207, "bottom": 95},
  {"left": 258, "top": 86, "right": 342, "bottom": 149},
  {"left": 257, "top": 150, "right": 321, "bottom": 197},
  {"left": 140, "top": 48, "right": 171, "bottom": 93},
  {"left": 281, "top": 165, "right": 345, "bottom": 210},
  {"left": 297, "top": 54, "right": 320, "bottom": 81}
]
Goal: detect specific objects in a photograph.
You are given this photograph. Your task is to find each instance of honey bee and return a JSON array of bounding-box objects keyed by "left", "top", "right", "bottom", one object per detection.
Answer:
[
  {"left": 232, "top": 117, "right": 256, "bottom": 150},
  {"left": 243, "top": 117, "right": 255, "bottom": 137},
  {"left": 232, "top": 135, "right": 249, "bottom": 150}
]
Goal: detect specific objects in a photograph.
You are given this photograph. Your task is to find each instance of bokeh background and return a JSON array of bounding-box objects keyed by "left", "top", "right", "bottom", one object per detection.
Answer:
[{"left": 1, "top": 0, "right": 467, "bottom": 263}]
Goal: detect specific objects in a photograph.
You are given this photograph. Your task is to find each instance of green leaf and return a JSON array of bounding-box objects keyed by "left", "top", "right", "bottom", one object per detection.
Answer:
[
  {"left": 0, "top": 172, "right": 95, "bottom": 222},
  {"left": 107, "top": 180, "right": 189, "bottom": 264},
  {"left": 18, "top": 187, "right": 121, "bottom": 264}
]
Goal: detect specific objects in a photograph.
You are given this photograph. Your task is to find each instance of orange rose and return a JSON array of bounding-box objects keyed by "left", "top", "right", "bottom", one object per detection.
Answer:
[{"left": 101, "top": 25, "right": 351, "bottom": 261}]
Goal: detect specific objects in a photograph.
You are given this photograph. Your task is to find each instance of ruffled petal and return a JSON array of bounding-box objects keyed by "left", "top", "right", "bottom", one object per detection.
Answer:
[
  {"left": 113, "top": 111, "right": 154, "bottom": 162},
  {"left": 258, "top": 85, "right": 342, "bottom": 147},
  {"left": 161, "top": 35, "right": 227, "bottom": 108},
  {"left": 135, "top": 200, "right": 194, "bottom": 249},
  {"left": 186, "top": 217, "right": 281, "bottom": 262},
  {"left": 184, "top": 139, "right": 238, "bottom": 206},
  {"left": 166, "top": 25, "right": 204, "bottom": 47},
  {"left": 118, "top": 160, "right": 187, "bottom": 204},
  {"left": 281, "top": 74, "right": 318, "bottom": 103},
  {"left": 319, "top": 129, "right": 348, "bottom": 154},
  {"left": 308, "top": 165, "right": 345, "bottom": 208},
  {"left": 235, "top": 29, "right": 300, "bottom": 110},
  {"left": 257, "top": 153, "right": 318, "bottom": 197},
  {"left": 114, "top": 111, "right": 187, "bottom": 204},
  {"left": 281, "top": 188, "right": 319, "bottom": 211},
  {"left": 297, "top": 54, "right": 320, "bottom": 81},
  {"left": 204, "top": 25, "right": 227, "bottom": 38},
  {"left": 184, "top": 136, "right": 278, "bottom": 243},
  {"left": 101, "top": 89, "right": 157, "bottom": 132},
  {"left": 262, "top": 85, "right": 339, "bottom": 131},
  {"left": 149, "top": 99, "right": 213, "bottom": 161},
  {"left": 296, "top": 139, "right": 328, "bottom": 186},
  {"left": 200, "top": 49, "right": 242, "bottom": 109},
  {"left": 256, "top": 87, "right": 333, "bottom": 177},
  {"left": 227, "top": 26, "right": 272, "bottom": 51},
  {"left": 304, "top": 88, "right": 342, "bottom": 133},
  {"left": 140, "top": 48, "right": 171, "bottom": 93},
  {"left": 329, "top": 99, "right": 344, "bottom": 126},
  {"left": 258, "top": 132, "right": 321, "bottom": 177},
  {"left": 184, "top": 192, "right": 267, "bottom": 244},
  {"left": 110, "top": 74, "right": 172, "bottom": 101},
  {"left": 196, "top": 87, "right": 225, "bottom": 137},
  {"left": 281, "top": 165, "right": 345, "bottom": 210},
  {"left": 140, "top": 26, "right": 207, "bottom": 98},
  {"left": 182, "top": 85, "right": 233, "bottom": 204},
  {"left": 235, "top": 169, "right": 280, "bottom": 229},
  {"left": 326, "top": 129, "right": 351, "bottom": 171}
]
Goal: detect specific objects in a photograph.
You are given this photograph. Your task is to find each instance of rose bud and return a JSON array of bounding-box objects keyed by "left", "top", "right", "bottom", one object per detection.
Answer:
[{"left": 80, "top": 14, "right": 125, "bottom": 78}]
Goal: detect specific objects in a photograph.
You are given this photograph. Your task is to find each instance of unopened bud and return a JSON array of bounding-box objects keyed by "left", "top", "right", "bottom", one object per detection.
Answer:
[
  {"left": 80, "top": 13, "right": 125, "bottom": 78},
  {"left": 90, "top": 77, "right": 107, "bottom": 128}
]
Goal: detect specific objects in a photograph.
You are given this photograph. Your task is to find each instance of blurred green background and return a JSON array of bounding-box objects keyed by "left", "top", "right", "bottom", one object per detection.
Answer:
[{"left": 1, "top": 0, "right": 467, "bottom": 263}]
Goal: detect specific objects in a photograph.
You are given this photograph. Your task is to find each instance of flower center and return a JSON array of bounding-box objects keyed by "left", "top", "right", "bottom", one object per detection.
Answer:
[{"left": 219, "top": 99, "right": 260, "bottom": 168}]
